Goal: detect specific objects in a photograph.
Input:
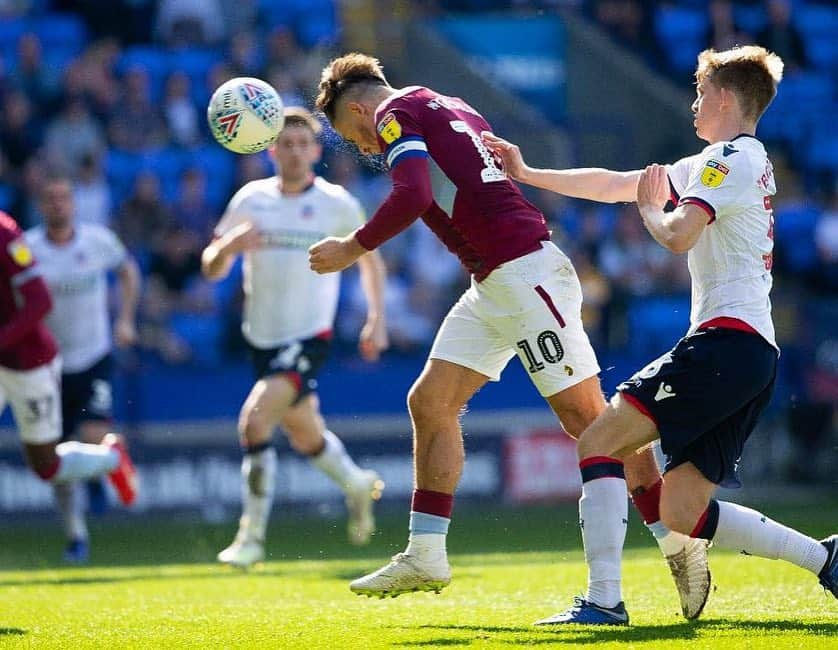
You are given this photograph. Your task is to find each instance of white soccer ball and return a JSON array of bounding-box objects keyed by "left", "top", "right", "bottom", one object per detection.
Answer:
[{"left": 207, "top": 77, "right": 285, "bottom": 154}]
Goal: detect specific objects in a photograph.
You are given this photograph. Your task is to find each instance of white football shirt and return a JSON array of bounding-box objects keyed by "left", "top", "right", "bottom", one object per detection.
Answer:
[
  {"left": 26, "top": 223, "right": 126, "bottom": 372},
  {"left": 215, "top": 176, "right": 365, "bottom": 348},
  {"left": 667, "top": 135, "right": 777, "bottom": 349}
]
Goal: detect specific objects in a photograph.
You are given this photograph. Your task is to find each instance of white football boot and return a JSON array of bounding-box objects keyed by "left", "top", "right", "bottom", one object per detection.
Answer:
[
  {"left": 350, "top": 553, "right": 451, "bottom": 598},
  {"left": 217, "top": 533, "right": 265, "bottom": 569},
  {"left": 665, "top": 537, "right": 712, "bottom": 619},
  {"left": 345, "top": 470, "right": 385, "bottom": 546}
]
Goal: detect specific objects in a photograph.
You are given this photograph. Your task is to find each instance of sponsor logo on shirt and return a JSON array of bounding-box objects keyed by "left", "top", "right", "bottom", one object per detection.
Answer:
[
  {"left": 7, "top": 239, "right": 33, "bottom": 267},
  {"left": 377, "top": 112, "right": 402, "bottom": 144},
  {"left": 700, "top": 159, "right": 730, "bottom": 188}
]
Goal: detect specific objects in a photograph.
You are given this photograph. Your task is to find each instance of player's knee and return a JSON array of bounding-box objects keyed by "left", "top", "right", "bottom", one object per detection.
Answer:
[
  {"left": 407, "top": 382, "right": 442, "bottom": 424},
  {"left": 239, "top": 409, "right": 272, "bottom": 446}
]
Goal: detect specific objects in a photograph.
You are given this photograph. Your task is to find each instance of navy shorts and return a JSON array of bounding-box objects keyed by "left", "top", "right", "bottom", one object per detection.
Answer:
[
  {"left": 248, "top": 335, "right": 331, "bottom": 401},
  {"left": 617, "top": 328, "right": 777, "bottom": 488},
  {"left": 61, "top": 354, "right": 113, "bottom": 439}
]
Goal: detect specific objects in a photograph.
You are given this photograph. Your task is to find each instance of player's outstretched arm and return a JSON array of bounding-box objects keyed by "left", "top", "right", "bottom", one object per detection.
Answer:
[
  {"left": 482, "top": 133, "right": 641, "bottom": 203},
  {"left": 309, "top": 156, "right": 435, "bottom": 274},
  {"left": 356, "top": 249, "right": 388, "bottom": 362},
  {"left": 201, "top": 221, "right": 260, "bottom": 281},
  {"left": 115, "top": 256, "right": 141, "bottom": 347},
  {"left": 637, "top": 164, "right": 706, "bottom": 254}
]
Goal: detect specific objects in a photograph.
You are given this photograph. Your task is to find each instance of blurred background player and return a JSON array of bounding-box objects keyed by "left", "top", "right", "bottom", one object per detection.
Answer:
[
  {"left": 309, "top": 53, "right": 708, "bottom": 618},
  {"left": 202, "top": 107, "right": 389, "bottom": 568},
  {"left": 0, "top": 210, "right": 137, "bottom": 515},
  {"left": 26, "top": 175, "right": 141, "bottom": 564},
  {"left": 486, "top": 45, "right": 837, "bottom": 624}
]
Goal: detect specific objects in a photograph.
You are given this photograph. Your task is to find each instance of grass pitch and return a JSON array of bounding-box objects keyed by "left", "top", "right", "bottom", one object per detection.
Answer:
[{"left": 0, "top": 502, "right": 835, "bottom": 649}]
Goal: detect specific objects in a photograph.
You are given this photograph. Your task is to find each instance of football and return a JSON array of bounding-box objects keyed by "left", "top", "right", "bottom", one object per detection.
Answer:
[{"left": 207, "top": 77, "right": 285, "bottom": 154}]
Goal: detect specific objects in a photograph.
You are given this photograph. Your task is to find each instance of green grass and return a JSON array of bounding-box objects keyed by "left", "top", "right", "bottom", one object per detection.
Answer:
[{"left": 0, "top": 502, "right": 836, "bottom": 648}]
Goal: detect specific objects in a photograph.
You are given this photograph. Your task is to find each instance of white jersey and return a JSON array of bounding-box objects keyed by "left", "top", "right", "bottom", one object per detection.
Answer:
[
  {"left": 215, "top": 176, "right": 365, "bottom": 348},
  {"left": 25, "top": 224, "right": 126, "bottom": 373},
  {"left": 667, "top": 135, "right": 777, "bottom": 349}
]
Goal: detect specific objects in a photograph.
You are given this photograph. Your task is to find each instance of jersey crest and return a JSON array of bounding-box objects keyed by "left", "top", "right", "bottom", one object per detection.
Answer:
[
  {"left": 377, "top": 112, "right": 402, "bottom": 144},
  {"left": 7, "top": 238, "right": 33, "bottom": 267},
  {"left": 700, "top": 160, "right": 730, "bottom": 188}
]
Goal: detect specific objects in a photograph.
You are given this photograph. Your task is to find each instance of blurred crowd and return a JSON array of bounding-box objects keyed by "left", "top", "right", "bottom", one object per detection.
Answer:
[{"left": 0, "top": 1, "right": 834, "bottom": 479}]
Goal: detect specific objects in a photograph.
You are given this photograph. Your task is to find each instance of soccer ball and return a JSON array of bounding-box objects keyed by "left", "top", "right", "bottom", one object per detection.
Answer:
[{"left": 207, "top": 77, "right": 285, "bottom": 154}]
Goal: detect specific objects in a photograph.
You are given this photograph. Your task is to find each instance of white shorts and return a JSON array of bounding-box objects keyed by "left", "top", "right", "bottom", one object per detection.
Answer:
[
  {"left": 430, "top": 242, "right": 600, "bottom": 397},
  {"left": 0, "top": 356, "right": 62, "bottom": 444}
]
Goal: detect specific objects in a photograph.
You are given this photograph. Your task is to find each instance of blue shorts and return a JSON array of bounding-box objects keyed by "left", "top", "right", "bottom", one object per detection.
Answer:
[{"left": 618, "top": 328, "right": 777, "bottom": 488}]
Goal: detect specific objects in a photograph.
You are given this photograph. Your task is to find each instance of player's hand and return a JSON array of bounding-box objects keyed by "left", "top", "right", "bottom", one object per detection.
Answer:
[
  {"left": 222, "top": 221, "right": 262, "bottom": 255},
  {"left": 114, "top": 318, "right": 138, "bottom": 348},
  {"left": 637, "top": 164, "right": 669, "bottom": 211},
  {"left": 359, "top": 316, "right": 388, "bottom": 362},
  {"left": 481, "top": 132, "right": 528, "bottom": 181},
  {"left": 308, "top": 236, "right": 366, "bottom": 274}
]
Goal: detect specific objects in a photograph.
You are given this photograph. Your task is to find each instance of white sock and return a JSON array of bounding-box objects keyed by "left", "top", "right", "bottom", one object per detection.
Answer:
[
  {"left": 406, "top": 511, "right": 449, "bottom": 564},
  {"left": 52, "top": 442, "right": 119, "bottom": 483},
  {"left": 580, "top": 477, "right": 628, "bottom": 608},
  {"left": 53, "top": 481, "right": 88, "bottom": 541},
  {"left": 309, "top": 430, "right": 363, "bottom": 491},
  {"left": 713, "top": 501, "right": 828, "bottom": 574},
  {"left": 239, "top": 446, "right": 277, "bottom": 542},
  {"left": 647, "top": 520, "right": 689, "bottom": 557}
]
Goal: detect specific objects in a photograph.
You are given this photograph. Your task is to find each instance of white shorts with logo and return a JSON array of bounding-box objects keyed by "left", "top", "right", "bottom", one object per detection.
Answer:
[
  {"left": 430, "top": 241, "right": 600, "bottom": 397},
  {"left": 0, "top": 356, "right": 62, "bottom": 444}
]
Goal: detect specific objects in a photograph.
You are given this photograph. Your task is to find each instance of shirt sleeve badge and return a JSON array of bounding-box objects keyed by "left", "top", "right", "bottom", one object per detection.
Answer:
[
  {"left": 377, "top": 112, "right": 402, "bottom": 145},
  {"left": 700, "top": 160, "right": 730, "bottom": 188},
  {"left": 7, "top": 239, "right": 34, "bottom": 267}
]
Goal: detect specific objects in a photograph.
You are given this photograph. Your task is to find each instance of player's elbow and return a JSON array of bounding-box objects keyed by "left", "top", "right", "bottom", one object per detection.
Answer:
[{"left": 664, "top": 235, "right": 693, "bottom": 255}]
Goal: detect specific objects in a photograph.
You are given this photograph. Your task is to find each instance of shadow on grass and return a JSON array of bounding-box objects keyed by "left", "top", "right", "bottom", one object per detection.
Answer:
[
  {"left": 0, "top": 628, "right": 25, "bottom": 636},
  {"left": 389, "top": 619, "right": 838, "bottom": 645}
]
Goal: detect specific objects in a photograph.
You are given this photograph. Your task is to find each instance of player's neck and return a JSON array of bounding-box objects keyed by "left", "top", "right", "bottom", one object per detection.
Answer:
[
  {"left": 280, "top": 172, "right": 315, "bottom": 195},
  {"left": 709, "top": 117, "right": 756, "bottom": 144},
  {"left": 46, "top": 225, "right": 74, "bottom": 245}
]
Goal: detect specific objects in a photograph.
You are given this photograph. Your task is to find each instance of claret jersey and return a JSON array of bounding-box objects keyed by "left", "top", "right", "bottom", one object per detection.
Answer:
[
  {"left": 357, "top": 86, "right": 549, "bottom": 280},
  {"left": 666, "top": 134, "right": 777, "bottom": 349}
]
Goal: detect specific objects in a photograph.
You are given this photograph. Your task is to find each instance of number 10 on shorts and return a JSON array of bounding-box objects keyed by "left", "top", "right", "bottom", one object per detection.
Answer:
[{"left": 517, "top": 330, "right": 565, "bottom": 374}]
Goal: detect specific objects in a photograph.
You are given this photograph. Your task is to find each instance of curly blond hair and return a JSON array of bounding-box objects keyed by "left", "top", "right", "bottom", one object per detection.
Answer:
[
  {"left": 315, "top": 53, "right": 389, "bottom": 121},
  {"left": 696, "top": 46, "right": 784, "bottom": 121}
]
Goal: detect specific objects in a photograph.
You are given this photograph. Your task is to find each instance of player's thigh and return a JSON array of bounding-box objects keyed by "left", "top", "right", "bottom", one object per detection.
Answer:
[
  {"left": 576, "top": 393, "right": 659, "bottom": 461},
  {"left": 239, "top": 374, "right": 297, "bottom": 442},
  {"left": 427, "top": 291, "right": 514, "bottom": 401},
  {"left": 659, "top": 462, "right": 717, "bottom": 534},
  {"left": 5, "top": 358, "right": 62, "bottom": 446},
  {"left": 408, "top": 357, "right": 492, "bottom": 423}
]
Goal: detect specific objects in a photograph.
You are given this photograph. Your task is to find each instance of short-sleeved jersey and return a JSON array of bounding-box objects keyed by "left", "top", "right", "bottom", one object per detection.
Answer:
[
  {"left": 26, "top": 223, "right": 126, "bottom": 373},
  {"left": 0, "top": 212, "right": 57, "bottom": 370},
  {"left": 374, "top": 86, "right": 549, "bottom": 280},
  {"left": 215, "top": 176, "right": 365, "bottom": 348},
  {"left": 666, "top": 134, "right": 777, "bottom": 348}
]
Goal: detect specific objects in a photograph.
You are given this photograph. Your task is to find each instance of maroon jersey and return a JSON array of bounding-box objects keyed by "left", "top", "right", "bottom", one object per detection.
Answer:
[
  {"left": 355, "top": 86, "right": 549, "bottom": 280},
  {"left": 0, "top": 212, "right": 57, "bottom": 370}
]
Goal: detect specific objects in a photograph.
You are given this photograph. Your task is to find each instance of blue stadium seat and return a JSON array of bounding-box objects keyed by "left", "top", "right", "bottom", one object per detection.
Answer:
[
  {"left": 807, "top": 123, "right": 838, "bottom": 173},
  {"left": 795, "top": 4, "right": 838, "bottom": 70},
  {"left": 105, "top": 149, "right": 144, "bottom": 206},
  {"left": 775, "top": 204, "right": 819, "bottom": 273},
  {"left": 169, "top": 48, "right": 222, "bottom": 88},
  {"left": 117, "top": 46, "right": 170, "bottom": 102},
  {"left": 33, "top": 13, "right": 87, "bottom": 57},
  {"left": 733, "top": 5, "right": 767, "bottom": 35},
  {"left": 170, "top": 312, "right": 224, "bottom": 366},
  {"left": 0, "top": 18, "right": 27, "bottom": 64},
  {"left": 188, "top": 145, "right": 236, "bottom": 210},
  {"left": 143, "top": 148, "right": 187, "bottom": 204},
  {"left": 627, "top": 295, "right": 691, "bottom": 358},
  {"left": 759, "top": 72, "right": 835, "bottom": 145},
  {"left": 654, "top": 6, "right": 708, "bottom": 73},
  {"left": 296, "top": 0, "right": 339, "bottom": 47}
]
